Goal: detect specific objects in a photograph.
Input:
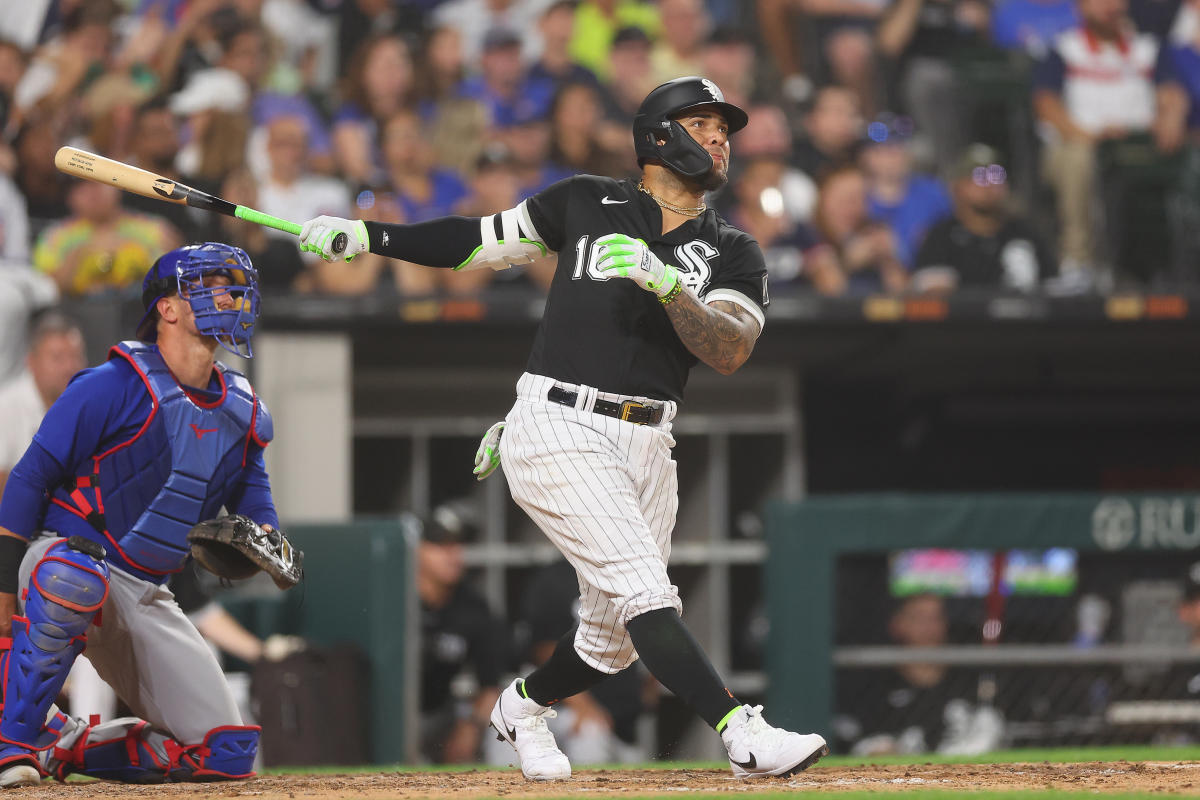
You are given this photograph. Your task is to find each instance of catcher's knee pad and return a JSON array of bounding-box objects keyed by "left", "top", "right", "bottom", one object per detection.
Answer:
[
  {"left": 177, "top": 726, "right": 259, "bottom": 781},
  {"left": 48, "top": 719, "right": 258, "bottom": 783},
  {"left": 0, "top": 540, "right": 108, "bottom": 751}
]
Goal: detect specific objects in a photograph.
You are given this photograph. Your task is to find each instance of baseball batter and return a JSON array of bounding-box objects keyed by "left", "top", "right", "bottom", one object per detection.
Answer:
[
  {"left": 0, "top": 243, "right": 275, "bottom": 786},
  {"left": 300, "top": 77, "right": 828, "bottom": 779}
]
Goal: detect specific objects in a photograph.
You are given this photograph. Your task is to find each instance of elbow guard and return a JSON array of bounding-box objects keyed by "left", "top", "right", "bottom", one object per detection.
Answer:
[{"left": 454, "top": 202, "right": 549, "bottom": 272}]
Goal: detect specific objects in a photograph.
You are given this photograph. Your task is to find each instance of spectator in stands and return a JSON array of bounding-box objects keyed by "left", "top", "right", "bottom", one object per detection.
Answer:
[
  {"left": 0, "top": 39, "right": 28, "bottom": 146},
  {"left": 433, "top": 0, "right": 549, "bottom": 65},
  {"left": 792, "top": 85, "right": 864, "bottom": 180},
  {"left": 13, "top": 0, "right": 118, "bottom": 121},
  {"left": 460, "top": 29, "right": 554, "bottom": 132},
  {"left": 413, "top": 26, "right": 491, "bottom": 178},
  {"left": 814, "top": 163, "right": 909, "bottom": 294},
  {"left": 721, "top": 103, "right": 817, "bottom": 222},
  {"left": 0, "top": 264, "right": 57, "bottom": 384},
  {"left": 1033, "top": 0, "right": 1188, "bottom": 278},
  {"left": 209, "top": 167, "right": 310, "bottom": 291},
  {"left": 333, "top": 33, "right": 416, "bottom": 189},
  {"left": 755, "top": 0, "right": 815, "bottom": 105},
  {"left": 877, "top": 0, "right": 994, "bottom": 178},
  {"left": 500, "top": 106, "right": 574, "bottom": 197},
  {"left": 700, "top": 26, "right": 757, "bottom": 111},
  {"left": 414, "top": 505, "right": 507, "bottom": 765},
  {"left": 548, "top": 82, "right": 630, "bottom": 178},
  {"left": 516, "top": 559, "right": 651, "bottom": 764},
  {"left": 598, "top": 26, "right": 657, "bottom": 137},
  {"left": 650, "top": 0, "right": 710, "bottom": 84},
  {"left": 913, "top": 144, "right": 1054, "bottom": 293},
  {"left": 861, "top": 113, "right": 953, "bottom": 268},
  {"left": 33, "top": 180, "right": 177, "bottom": 295},
  {"left": 170, "top": 67, "right": 252, "bottom": 179},
  {"left": 569, "top": 0, "right": 661, "bottom": 81},
  {"left": 991, "top": 0, "right": 1080, "bottom": 55},
  {"left": 0, "top": 165, "right": 29, "bottom": 263},
  {"left": 834, "top": 593, "right": 1005, "bottom": 755},
  {"left": 259, "top": 115, "right": 351, "bottom": 247},
  {"left": 1164, "top": 0, "right": 1200, "bottom": 131},
  {"left": 382, "top": 109, "right": 470, "bottom": 223},
  {"left": 0, "top": 312, "right": 84, "bottom": 497},
  {"left": 13, "top": 118, "right": 68, "bottom": 230},
  {"left": 225, "top": 20, "right": 334, "bottom": 177},
  {"left": 727, "top": 156, "right": 843, "bottom": 294},
  {"left": 124, "top": 98, "right": 203, "bottom": 241},
  {"left": 529, "top": 1, "right": 600, "bottom": 91}
]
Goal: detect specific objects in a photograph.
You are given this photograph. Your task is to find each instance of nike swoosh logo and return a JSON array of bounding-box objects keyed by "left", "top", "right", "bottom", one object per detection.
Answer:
[
  {"left": 601, "top": 197, "right": 628, "bottom": 204},
  {"left": 499, "top": 696, "right": 517, "bottom": 741},
  {"left": 733, "top": 753, "right": 757, "bottom": 770}
]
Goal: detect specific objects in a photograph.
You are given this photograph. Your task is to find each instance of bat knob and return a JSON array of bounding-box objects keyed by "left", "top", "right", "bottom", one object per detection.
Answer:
[{"left": 331, "top": 232, "right": 348, "bottom": 255}]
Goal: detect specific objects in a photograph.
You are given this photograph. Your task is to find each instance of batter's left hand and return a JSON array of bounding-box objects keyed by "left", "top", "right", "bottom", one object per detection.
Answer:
[{"left": 595, "top": 233, "right": 679, "bottom": 298}]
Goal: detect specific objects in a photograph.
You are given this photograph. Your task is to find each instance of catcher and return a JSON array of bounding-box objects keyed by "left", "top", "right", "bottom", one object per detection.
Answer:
[{"left": 0, "top": 243, "right": 301, "bottom": 787}]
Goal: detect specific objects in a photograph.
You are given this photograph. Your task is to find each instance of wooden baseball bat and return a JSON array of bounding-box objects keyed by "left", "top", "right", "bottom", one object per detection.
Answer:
[{"left": 54, "top": 146, "right": 347, "bottom": 255}]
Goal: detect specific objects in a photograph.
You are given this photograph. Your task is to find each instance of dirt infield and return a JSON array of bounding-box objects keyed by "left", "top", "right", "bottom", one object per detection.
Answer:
[{"left": 6, "top": 762, "right": 1200, "bottom": 798}]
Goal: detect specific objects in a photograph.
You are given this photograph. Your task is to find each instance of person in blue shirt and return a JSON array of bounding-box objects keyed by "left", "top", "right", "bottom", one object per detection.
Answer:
[
  {"left": 861, "top": 114, "right": 953, "bottom": 269},
  {"left": 0, "top": 243, "right": 277, "bottom": 787}
]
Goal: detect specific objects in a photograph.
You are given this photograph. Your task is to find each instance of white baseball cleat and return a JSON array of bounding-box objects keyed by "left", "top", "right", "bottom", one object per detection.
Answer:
[
  {"left": 720, "top": 704, "right": 828, "bottom": 779},
  {"left": 490, "top": 679, "right": 571, "bottom": 780},
  {"left": 0, "top": 763, "right": 40, "bottom": 788}
]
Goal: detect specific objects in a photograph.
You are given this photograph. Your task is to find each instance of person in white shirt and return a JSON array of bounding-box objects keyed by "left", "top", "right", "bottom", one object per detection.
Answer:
[{"left": 0, "top": 311, "right": 85, "bottom": 496}]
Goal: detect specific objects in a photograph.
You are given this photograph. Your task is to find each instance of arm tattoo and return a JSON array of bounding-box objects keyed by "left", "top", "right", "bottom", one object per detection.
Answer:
[{"left": 663, "top": 291, "right": 762, "bottom": 375}]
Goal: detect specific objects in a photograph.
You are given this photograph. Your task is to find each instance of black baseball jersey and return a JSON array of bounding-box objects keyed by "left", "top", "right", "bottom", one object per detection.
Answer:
[{"left": 521, "top": 175, "right": 769, "bottom": 403}]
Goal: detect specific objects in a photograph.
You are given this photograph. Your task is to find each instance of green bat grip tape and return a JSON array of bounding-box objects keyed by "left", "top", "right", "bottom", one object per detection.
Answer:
[{"left": 234, "top": 206, "right": 347, "bottom": 254}]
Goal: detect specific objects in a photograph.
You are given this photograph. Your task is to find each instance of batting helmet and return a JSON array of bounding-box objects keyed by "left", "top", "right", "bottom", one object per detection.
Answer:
[
  {"left": 633, "top": 76, "right": 749, "bottom": 179},
  {"left": 136, "top": 242, "right": 261, "bottom": 358}
]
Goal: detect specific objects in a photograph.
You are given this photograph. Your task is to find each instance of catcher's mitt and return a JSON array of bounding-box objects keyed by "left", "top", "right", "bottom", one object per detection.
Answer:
[{"left": 187, "top": 515, "right": 304, "bottom": 590}]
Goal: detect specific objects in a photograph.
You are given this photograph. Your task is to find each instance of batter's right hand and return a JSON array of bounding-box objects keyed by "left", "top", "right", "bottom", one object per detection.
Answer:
[
  {"left": 0, "top": 592, "right": 16, "bottom": 638},
  {"left": 299, "top": 216, "right": 369, "bottom": 262}
]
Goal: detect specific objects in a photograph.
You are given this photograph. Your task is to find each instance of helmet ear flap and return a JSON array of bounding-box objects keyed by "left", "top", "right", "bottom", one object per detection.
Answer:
[{"left": 649, "top": 120, "right": 715, "bottom": 179}]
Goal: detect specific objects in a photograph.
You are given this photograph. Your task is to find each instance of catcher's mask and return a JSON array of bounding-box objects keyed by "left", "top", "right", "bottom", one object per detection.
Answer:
[
  {"left": 136, "top": 242, "right": 261, "bottom": 358},
  {"left": 632, "top": 76, "right": 748, "bottom": 180}
]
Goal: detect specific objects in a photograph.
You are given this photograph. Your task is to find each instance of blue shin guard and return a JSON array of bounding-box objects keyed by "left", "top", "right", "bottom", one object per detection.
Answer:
[{"left": 0, "top": 539, "right": 108, "bottom": 753}]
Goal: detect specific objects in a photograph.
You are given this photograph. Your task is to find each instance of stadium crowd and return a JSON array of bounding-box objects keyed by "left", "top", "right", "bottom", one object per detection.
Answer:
[{"left": 1, "top": 0, "right": 1198, "bottom": 303}]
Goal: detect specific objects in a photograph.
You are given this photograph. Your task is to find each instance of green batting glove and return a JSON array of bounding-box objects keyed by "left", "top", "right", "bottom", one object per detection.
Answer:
[
  {"left": 299, "top": 216, "right": 370, "bottom": 262},
  {"left": 473, "top": 421, "right": 504, "bottom": 480},
  {"left": 594, "top": 232, "right": 679, "bottom": 297}
]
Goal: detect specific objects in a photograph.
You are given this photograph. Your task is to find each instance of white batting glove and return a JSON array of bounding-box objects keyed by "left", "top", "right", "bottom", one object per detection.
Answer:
[
  {"left": 473, "top": 421, "right": 504, "bottom": 480},
  {"left": 299, "top": 216, "right": 369, "bottom": 262},
  {"left": 594, "top": 233, "right": 679, "bottom": 298}
]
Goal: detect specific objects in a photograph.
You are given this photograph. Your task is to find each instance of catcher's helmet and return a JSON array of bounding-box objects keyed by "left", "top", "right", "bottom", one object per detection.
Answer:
[
  {"left": 136, "top": 242, "right": 261, "bottom": 358},
  {"left": 633, "top": 76, "right": 748, "bottom": 179}
]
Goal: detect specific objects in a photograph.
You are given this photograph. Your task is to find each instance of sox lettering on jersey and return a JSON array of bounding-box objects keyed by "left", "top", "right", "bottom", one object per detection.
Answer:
[{"left": 573, "top": 234, "right": 718, "bottom": 293}]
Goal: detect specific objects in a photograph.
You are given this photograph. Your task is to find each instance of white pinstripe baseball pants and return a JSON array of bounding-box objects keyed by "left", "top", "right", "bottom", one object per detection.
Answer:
[{"left": 503, "top": 373, "right": 682, "bottom": 674}]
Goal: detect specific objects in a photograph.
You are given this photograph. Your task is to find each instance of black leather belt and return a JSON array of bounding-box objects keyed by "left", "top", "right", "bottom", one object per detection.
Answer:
[{"left": 547, "top": 385, "right": 665, "bottom": 425}]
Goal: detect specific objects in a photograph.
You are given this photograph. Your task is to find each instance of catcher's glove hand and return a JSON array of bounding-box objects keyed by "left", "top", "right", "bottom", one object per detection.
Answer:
[{"left": 187, "top": 515, "right": 304, "bottom": 590}]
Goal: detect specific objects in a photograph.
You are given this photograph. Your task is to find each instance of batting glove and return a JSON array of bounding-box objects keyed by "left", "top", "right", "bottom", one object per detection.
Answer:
[
  {"left": 473, "top": 421, "right": 504, "bottom": 480},
  {"left": 594, "top": 233, "right": 679, "bottom": 298},
  {"left": 299, "top": 216, "right": 370, "bottom": 262}
]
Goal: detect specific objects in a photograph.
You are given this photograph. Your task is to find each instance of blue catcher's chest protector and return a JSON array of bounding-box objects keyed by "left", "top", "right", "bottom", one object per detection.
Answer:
[{"left": 51, "top": 342, "right": 272, "bottom": 581}]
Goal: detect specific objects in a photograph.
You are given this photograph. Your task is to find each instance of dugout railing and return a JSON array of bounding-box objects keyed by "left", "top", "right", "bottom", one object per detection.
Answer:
[{"left": 765, "top": 493, "right": 1200, "bottom": 744}]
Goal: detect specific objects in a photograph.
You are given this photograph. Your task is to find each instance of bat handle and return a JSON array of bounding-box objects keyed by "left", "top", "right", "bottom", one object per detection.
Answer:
[{"left": 332, "top": 232, "right": 348, "bottom": 255}]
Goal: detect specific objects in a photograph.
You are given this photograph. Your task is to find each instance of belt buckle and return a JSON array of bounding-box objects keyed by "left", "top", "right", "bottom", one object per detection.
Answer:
[{"left": 619, "top": 400, "right": 646, "bottom": 422}]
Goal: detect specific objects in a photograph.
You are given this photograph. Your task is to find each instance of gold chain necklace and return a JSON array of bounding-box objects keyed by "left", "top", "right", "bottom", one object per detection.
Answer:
[{"left": 637, "top": 180, "right": 706, "bottom": 217}]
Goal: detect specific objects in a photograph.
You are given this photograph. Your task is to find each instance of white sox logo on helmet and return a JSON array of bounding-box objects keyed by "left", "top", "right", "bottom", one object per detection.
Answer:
[{"left": 701, "top": 79, "right": 722, "bottom": 102}]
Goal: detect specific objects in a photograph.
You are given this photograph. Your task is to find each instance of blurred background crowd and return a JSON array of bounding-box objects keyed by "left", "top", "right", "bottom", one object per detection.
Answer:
[{"left": 2, "top": 0, "right": 1200, "bottom": 304}]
